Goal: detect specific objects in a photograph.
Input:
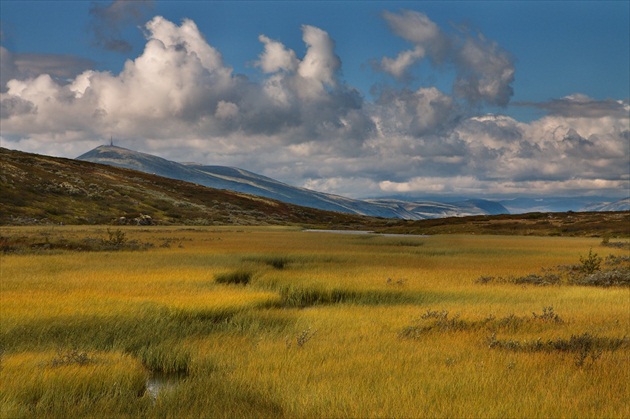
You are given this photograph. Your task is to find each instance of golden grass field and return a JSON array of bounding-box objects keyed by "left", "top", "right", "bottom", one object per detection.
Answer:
[{"left": 1, "top": 226, "right": 628, "bottom": 418}]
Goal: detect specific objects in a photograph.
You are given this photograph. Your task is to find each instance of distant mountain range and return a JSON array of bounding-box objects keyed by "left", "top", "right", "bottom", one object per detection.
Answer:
[
  {"left": 77, "top": 145, "right": 509, "bottom": 219},
  {"left": 497, "top": 197, "right": 630, "bottom": 213},
  {"left": 581, "top": 198, "right": 630, "bottom": 212}
]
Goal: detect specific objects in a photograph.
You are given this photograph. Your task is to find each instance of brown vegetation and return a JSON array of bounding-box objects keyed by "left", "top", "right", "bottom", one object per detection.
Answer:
[{"left": 2, "top": 147, "right": 628, "bottom": 237}]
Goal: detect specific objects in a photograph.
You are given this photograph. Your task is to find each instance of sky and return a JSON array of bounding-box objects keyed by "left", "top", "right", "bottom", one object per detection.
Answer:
[{"left": 1, "top": 1, "right": 628, "bottom": 200}]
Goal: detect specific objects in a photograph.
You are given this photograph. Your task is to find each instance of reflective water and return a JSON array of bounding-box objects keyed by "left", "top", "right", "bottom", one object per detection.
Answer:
[
  {"left": 303, "top": 229, "right": 428, "bottom": 238},
  {"left": 145, "top": 372, "right": 186, "bottom": 403}
]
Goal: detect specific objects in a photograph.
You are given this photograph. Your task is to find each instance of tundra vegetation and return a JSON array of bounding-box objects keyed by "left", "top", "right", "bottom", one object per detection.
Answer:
[{"left": 1, "top": 226, "right": 629, "bottom": 418}]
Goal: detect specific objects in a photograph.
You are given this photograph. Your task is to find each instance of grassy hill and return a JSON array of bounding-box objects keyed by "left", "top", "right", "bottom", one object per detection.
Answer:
[
  {"left": 1, "top": 147, "right": 628, "bottom": 237},
  {"left": 0, "top": 147, "right": 380, "bottom": 228}
]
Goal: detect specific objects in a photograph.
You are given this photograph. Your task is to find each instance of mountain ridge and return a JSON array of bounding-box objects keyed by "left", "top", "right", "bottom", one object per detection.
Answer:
[
  {"left": 2, "top": 146, "right": 627, "bottom": 238},
  {"left": 77, "top": 145, "right": 509, "bottom": 219},
  {"left": 0, "top": 147, "right": 383, "bottom": 227}
]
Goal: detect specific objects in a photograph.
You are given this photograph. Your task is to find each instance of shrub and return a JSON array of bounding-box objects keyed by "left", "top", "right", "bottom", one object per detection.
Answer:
[
  {"left": 579, "top": 248, "right": 602, "bottom": 274},
  {"left": 475, "top": 249, "right": 628, "bottom": 288},
  {"left": 570, "top": 269, "right": 630, "bottom": 287},
  {"left": 104, "top": 228, "right": 128, "bottom": 247},
  {"left": 513, "top": 273, "right": 562, "bottom": 286},
  {"left": 286, "top": 328, "right": 318, "bottom": 349},
  {"left": 532, "top": 306, "right": 563, "bottom": 323},
  {"left": 487, "top": 332, "right": 627, "bottom": 367}
]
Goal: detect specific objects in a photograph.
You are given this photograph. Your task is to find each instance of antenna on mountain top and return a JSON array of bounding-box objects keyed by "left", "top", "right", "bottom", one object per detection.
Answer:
[{"left": 110, "top": 136, "right": 114, "bottom": 147}]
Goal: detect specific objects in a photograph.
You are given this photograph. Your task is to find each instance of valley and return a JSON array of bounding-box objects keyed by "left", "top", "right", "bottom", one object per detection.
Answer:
[
  {"left": 1, "top": 226, "right": 628, "bottom": 417},
  {"left": 1, "top": 147, "right": 628, "bottom": 418}
]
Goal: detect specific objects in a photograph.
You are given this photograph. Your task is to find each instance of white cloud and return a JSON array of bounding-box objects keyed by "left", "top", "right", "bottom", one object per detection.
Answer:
[
  {"left": 0, "top": 15, "right": 627, "bottom": 201},
  {"left": 374, "top": 86, "right": 455, "bottom": 137},
  {"left": 382, "top": 10, "right": 442, "bottom": 45},
  {"left": 256, "top": 35, "right": 299, "bottom": 73},
  {"left": 298, "top": 25, "right": 340, "bottom": 86},
  {"left": 378, "top": 10, "right": 515, "bottom": 107},
  {"left": 453, "top": 33, "right": 514, "bottom": 106},
  {"left": 380, "top": 47, "right": 425, "bottom": 79},
  {"left": 215, "top": 100, "right": 239, "bottom": 119}
]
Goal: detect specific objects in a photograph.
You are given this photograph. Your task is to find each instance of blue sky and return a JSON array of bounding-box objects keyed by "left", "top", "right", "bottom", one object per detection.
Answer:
[{"left": 1, "top": 1, "right": 628, "bottom": 199}]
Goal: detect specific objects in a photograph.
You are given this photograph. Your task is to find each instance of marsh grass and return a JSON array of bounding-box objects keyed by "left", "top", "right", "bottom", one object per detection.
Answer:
[
  {"left": 247, "top": 255, "right": 293, "bottom": 269},
  {"left": 214, "top": 270, "right": 253, "bottom": 285},
  {"left": 476, "top": 248, "right": 630, "bottom": 287},
  {"left": 0, "top": 350, "right": 148, "bottom": 418},
  {"left": 1, "top": 227, "right": 628, "bottom": 418},
  {"left": 50, "top": 349, "right": 93, "bottom": 367},
  {"left": 400, "top": 306, "right": 564, "bottom": 339},
  {"left": 275, "top": 284, "right": 415, "bottom": 308},
  {"left": 0, "top": 227, "right": 154, "bottom": 254}
]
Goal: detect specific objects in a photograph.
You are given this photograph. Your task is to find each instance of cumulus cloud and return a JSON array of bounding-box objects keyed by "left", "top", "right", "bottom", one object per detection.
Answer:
[
  {"left": 377, "top": 10, "right": 446, "bottom": 80},
  {"left": 373, "top": 86, "right": 455, "bottom": 137},
  {"left": 1, "top": 16, "right": 372, "bottom": 149},
  {"left": 378, "top": 10, "right": 515, "bottom": 107},
  {"left": 453, "top": 32, "right": 514, "bottom": 106},
  {"left": 380, "top": 47, "right": 426, "bottom": 79},
  {"left": 256, "top": 35, "right": 299, "bottom": 73},
  {"left": 1, "top": 14, "right": 627, "bottom": 201},
  {"left": 382, "top": 10, "right": 443, "bottom": 48},
  {"left": 298, "top": 25, "right": 341, "bottom": 85}
]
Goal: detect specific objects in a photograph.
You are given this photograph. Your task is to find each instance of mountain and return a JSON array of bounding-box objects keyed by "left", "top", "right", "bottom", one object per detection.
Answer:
[
  {"left": 581, "top": 198, "right": 630, "bottom": 212},
  {"left": 3, "top": 147, "right": 627, "bottom": 236},
  {"left": 77, "top": 145, "right": 509, "bottom": 219},
  {"left": 498, "top": 196, "right": 621, "bottom": 213},
  {"left": 0, "top": 147, "right": 382, "bottom": 228}
]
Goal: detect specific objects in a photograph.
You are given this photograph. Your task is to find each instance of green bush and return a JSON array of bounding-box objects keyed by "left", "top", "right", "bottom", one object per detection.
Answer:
[{"left": 579, "top": 248, "right": 602, "bottom": 274}]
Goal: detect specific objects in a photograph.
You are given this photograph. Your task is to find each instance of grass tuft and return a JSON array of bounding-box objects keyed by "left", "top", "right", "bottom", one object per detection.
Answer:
[
  {"left": 215, "top": 270, "right": 253, "bottom": 285},
  {"left": 50, "top": 349, "right": 93, "bottom": 367}
]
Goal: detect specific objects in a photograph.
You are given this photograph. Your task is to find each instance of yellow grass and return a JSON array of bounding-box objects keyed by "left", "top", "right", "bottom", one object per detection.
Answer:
[{"left": 0, "top": 226, "right": 628, "bottom": 418}]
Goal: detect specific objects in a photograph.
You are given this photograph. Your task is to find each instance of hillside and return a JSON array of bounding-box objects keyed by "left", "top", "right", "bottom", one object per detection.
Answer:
[
  {"left": 378, "top": 211, "right": 630, "bottom": 238},
  {"left": 77, "top": 145, "right": 509, "bottom": 219},
  {"left": 0, "top": 147, "right": 383, "bottom": 228},
  {"left": 2, "top": 147, "right": 628, "bottom": 237}
]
